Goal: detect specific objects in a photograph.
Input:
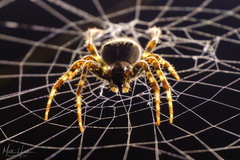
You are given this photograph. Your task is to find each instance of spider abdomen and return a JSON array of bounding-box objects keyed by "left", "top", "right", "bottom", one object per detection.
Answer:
[{"left": 101, "top": 38, "right": 141, "bottom": 65}]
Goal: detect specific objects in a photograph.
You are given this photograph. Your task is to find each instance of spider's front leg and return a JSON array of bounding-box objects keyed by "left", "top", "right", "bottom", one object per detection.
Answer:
[
  {"left": 75, "top": 61, "right": 100, "bottom": 132},
  {"left": 45, "top": 59, "right": 96, "bottom": 129},
  {"left": 132, "top": 60, "right": 161, "bottom": 125},
  {"left": 75, "top": 67, "right": 87, "bottom": 132},
  {"left": 147, "top": 54, "right": 180, "bottom": 81},
  {"left": 140, "top": 26, "right": 180, "bottom": 124},
  {"left": 145, "top": 56, "right": 175, "bottom": 124},
  {"left": 45, "top": 61, "right": 81, "bottom": 121}
]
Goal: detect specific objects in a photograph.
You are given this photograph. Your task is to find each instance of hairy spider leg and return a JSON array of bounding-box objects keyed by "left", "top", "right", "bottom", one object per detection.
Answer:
[
  {"left": 85, "top": 28, "right": 108, "bottom": 73},
  {"left": 67, "top": 55, "right": 94, "bottom": 80},
  {"left": 145, "top": 56, "right": 174, "bottom": 124},
  {"left": 142, "top": 26, "right": 161, "bottom": 58},
  {"left": 45, "top": 69, "right": 75, "bottom": 121},
  {"left": 133, "top": 60, "right": 161, "bottom": 125},
  {"left": 75, "top": 61, "right": 99, "bottom": 132},
  {"left": 148, "top": 54, "right": 180, "bottom": 81},
  {"left": 142, "top": 27, "right": 180, "bottom": 80},
  {"left": 75, "top": 64, "right": 88, "bottom": 132},
  {"left": 45, "top": 59, "right": 92, "bottom": 122}
]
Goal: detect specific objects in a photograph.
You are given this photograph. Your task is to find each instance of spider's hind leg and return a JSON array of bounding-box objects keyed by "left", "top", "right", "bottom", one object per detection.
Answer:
[
  {"left": 142, "top": 26, "right": 162, "bottom": 58},
  {"left": 85, "top": 28, "right": 103, "bottom": 59},
  {"left": 85, "top": 28, "right": 108, "bottom": 73},
  {"left": 85, "top": 28, "right": 104, "bottom": 46}
]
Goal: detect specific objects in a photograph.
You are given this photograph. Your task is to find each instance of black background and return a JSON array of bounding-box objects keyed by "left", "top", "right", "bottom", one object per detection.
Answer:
[{"left": 0, "top": 0, "right": 240, "bottom": 160}]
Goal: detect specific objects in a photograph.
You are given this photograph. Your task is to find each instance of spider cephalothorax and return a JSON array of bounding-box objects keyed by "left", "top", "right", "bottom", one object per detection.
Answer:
[
  {"left": 108, "top": 61, "right": 132, "bottom": 92},
  {"left": 45, "top": 27, "right": 180, "bottom": 132}
]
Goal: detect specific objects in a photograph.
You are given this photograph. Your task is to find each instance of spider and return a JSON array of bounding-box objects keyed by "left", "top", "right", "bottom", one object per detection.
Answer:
[{"left": 44, "top": 26, "right": 180, "bottom": 132}]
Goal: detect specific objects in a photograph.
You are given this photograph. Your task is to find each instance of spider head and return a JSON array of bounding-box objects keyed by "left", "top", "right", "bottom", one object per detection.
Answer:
[{"left": 109, "top": 61, "right": 132, "bottom": 93}]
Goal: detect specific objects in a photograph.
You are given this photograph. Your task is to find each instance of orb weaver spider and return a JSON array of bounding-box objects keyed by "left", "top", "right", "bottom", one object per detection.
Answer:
[{"left": 44, "top": 26, "right": 180, "bottom": 132}]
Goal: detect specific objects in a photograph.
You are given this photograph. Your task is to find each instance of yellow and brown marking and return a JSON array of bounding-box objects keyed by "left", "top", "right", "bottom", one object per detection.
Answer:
[{"left": 45, "top": 59, "right": 99, "bottom": 132}]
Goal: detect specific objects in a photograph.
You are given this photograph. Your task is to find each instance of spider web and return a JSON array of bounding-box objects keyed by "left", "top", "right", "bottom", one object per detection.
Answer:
[{"left": 0, "top": 0, "right": 240, "bottom": 159}]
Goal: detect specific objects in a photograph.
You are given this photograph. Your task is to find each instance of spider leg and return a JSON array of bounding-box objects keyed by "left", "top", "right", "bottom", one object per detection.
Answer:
[
  {"left": 133, "top": 60, "right": 161, "bottom": 125},
  {"left": 75, "top": 61, "right": 99, "bottom": 132},
  {"left": 145, "top": 56, "right": 174, "bottom": 124},
  {"left": 67, "top": 55, "right": 104, "bottom": 81},
  {"left": 148, "top": 54, "right": 180, "bottom": 80},
  {"left": 85, "top": 28, "right": 108, "bottom": 73},
  {"left": 75, "top": 68, "right": 87, "bottom": 132},
  {"left": 45, "top": 59, "right": 91, "bottom": 122},
  {"left": 45, "top": 71, "right": 75, "bottom": 121},
  {"left": 142, "top": 26, "right": 180, "bottom": 80},
  {"left": 142, "top": 26, "right": 161, "bottom": 58}
]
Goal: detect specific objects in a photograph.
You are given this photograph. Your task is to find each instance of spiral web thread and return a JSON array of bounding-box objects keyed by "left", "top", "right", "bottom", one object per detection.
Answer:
[{"left": 0, "top": 0, "right": 240, "bottom": 159}]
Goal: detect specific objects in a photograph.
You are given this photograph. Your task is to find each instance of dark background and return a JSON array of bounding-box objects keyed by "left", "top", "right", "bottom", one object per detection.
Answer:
[{"left": 0, "top": 0, "right": 240, "bottom": 160}]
